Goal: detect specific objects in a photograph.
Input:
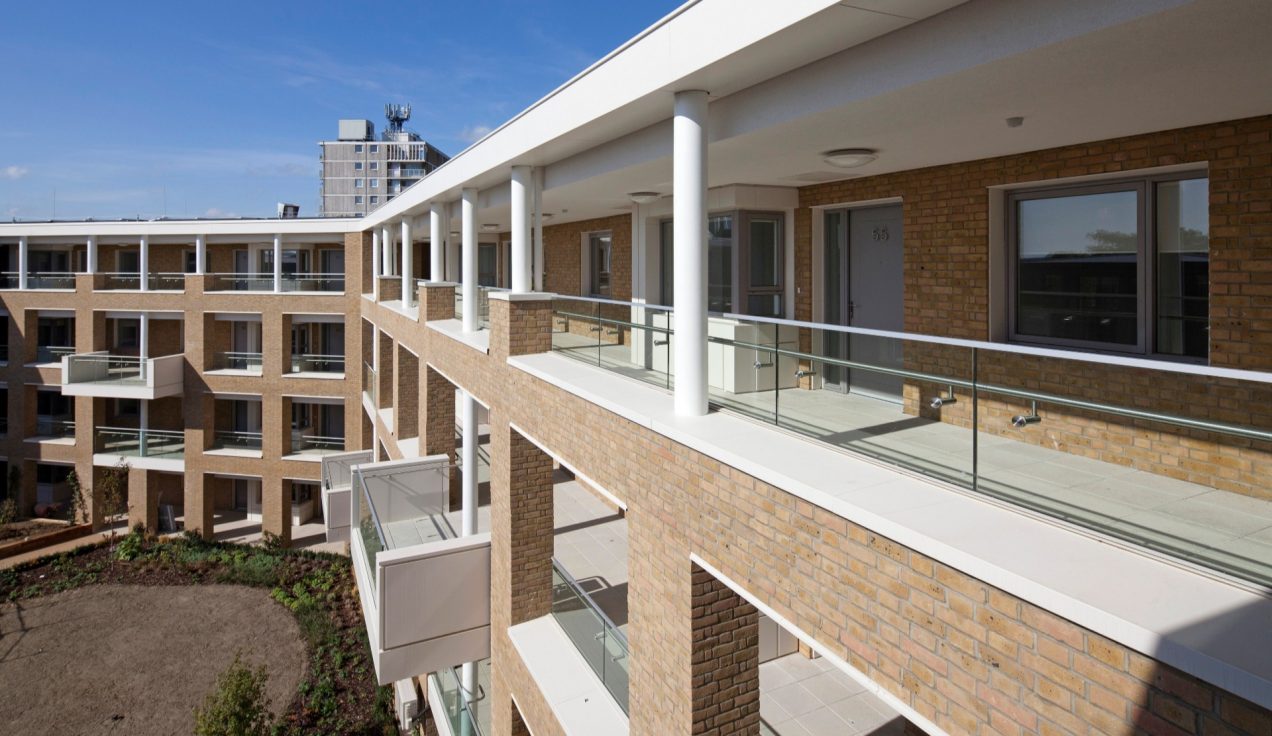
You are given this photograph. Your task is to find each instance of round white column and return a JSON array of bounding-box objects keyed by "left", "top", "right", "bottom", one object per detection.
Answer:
[
  {"left": 272, "top": 234, "right": 282, "bottom": 293},
  {"left": 86, "top": 236, "right": 98, "bottom": 275},
  {"left": 371, "top": 230, "right": 381, "bottom": 299},
  {"left": 139, "top": 235, "right": 150, "bottom": 292},
  {"left": 400, "top": 218, "right": 413, "bottom": 305},
  {"left": 429, "top": 202, "right": 445, "bottom": 282},
  {"left": 510, "top": 166, "right": 532, "bottom": 293},
  {"left": 533, "top": 167, "right": 544, "bottom": 292},
  {"left": 461, "top": 391, "right": 478, "bottom": 536},
  {"left": 461, "top": 188, "right": 478, "bottom": 332},
  {"left": 673, "top": 90, "right": 709, "bottom": 417},
  {"left": 194, "top": 234, "right": 206, "bottom": 275}
]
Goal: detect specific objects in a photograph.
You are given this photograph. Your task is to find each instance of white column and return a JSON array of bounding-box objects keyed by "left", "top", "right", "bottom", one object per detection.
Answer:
[
  {"left": 272, "top": 234, "right": 282, "bottom": 293},
  {"left": 533, "top": 167, "right": 544, "bottom": 291},
  {"left": 371, "top": 229, "right": 381, "bottom": 299},
  {"left": 194, "top": 235, "right": 206, "bottom": 275},
  {"left": 674, "top": 90, "right": 709, "bottom": 417},
  {"left": 381, "top": 226, "right": 393, "bottom": 277},
  {"left": 510, "top": 166, "right": 532, "bottom": 293},
  {"left": 139, "top": 235, "right": 150, "bottom": 292},
  {"left": 86, "top": 236, "right": 98, "bottom": 275},
  {"left": 429, "top": 202, "right": 444, "bottom": 283},
  {"left": 461, "top": 392, "right": 477, "bottom": 536},
  {"left": 139, "top": 313, "right": 150, "bottom": 359},
  {"left": 401, "top": 218, "right": 413, "bottom": 304},
  {"left": 461, "top": 187, "right": 478, "bottom": 331},
  {"left": 17, "top": 236, "right": 28, "bottom": 290}
]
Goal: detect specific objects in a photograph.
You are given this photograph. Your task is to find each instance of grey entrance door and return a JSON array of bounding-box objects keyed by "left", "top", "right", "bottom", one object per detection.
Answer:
[{"left": 822, "top": 205, "right": 905, "bottom": 402}]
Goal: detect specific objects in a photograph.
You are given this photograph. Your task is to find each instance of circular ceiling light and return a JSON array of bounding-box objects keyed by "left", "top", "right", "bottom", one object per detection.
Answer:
[
  {"left": 822, "top": 148, "right": 877, "bottom": 169},
  {"left": 628, "top": 191, "right": 661, "bottom": 204}
]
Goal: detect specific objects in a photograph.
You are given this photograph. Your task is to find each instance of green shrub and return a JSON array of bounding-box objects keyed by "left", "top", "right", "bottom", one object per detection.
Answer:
[
  {"left": 114, "top": 528, "right": 145, "bottom": 561},
  {"left": 193, "top": 653, "right": 274, "bottom": 736}
]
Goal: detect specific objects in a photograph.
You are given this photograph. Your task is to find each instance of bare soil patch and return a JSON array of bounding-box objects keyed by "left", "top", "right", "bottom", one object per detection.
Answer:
[{"left": 0, "top": 584, "right": 305, "bottom": 735}]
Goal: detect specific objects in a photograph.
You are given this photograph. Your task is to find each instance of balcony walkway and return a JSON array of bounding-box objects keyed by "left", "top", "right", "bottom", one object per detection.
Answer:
[
  {"left": 761, "top": 654, "right": 905, "bottom": 736},
  {"left": 553, "top": 475, "right": 629, "bottom": 637},
  {"left": 553, "top": 339, "right": 1272, "bottom": 587}
]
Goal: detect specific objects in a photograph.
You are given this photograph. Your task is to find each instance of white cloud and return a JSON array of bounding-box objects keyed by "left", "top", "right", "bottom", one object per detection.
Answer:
[
  {"left": 2, "top": 165, "right": 29, "bottom": 180},
  {"left": 459, "top": 125, "right": 493, "bottom": 144},
  {"left": 203, "top": 207, "right": 239, "bottom": 218}
]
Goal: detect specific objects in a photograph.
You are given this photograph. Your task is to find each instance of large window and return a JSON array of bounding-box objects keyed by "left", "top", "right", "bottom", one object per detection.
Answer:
[
  {"left": 588, "top": 232, "right": 612, "bottom": 297},
  {"left": 1009, "top": 173, "right": 1208, "bottom": 359}
]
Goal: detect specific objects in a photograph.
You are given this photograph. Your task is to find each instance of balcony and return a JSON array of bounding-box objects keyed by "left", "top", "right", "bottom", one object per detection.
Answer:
[
  {"left": 33, "top": 416, "right": 75, "bottom": 440},
  {"left": 27, "top": 272, "right": 76, "bottom": 289},
  {"left": 212, "top": 430, "right": 263, "bottom": 452},
  {"left": 94, "top": 272, "right": 185, "bottom": 291},
  {"left": 95, "top": 427, "right": 185, "bottom": 466},
  {"left": 551, "top": 561, "right": 630, "bottom": 713},
  {"left": 213, "top": 351, "right": 263, "bottom": 373},
  {"left": 33, "top": 345, "right": 76, "bottom": 365},
  {"left": 363, "top": 362, "right": 378, "bottom": 406},
  {"left": 427, "top": 660, "right": 492, "bottom": 736},
  {"left": 548, "top": 297, "right": 1272, "bottom": 590},
  {"left": 60, "top": 352, "right": 185, "bottom": 400},
  {"left": 452, "top": 286, "right": 508, "bottom": 330},
  {"left": 290, "top": 353, "right": 345, "bottom": 375},
  {"left": 320, "top": 450, "right": 372, "bottom": 543},
  {"left": 349, "top": 456, "right": 491, "bottom": 685},
  {"left": 291, "top": 434, "right": 345, "bottom": 456},
  {"left": 205, "top": 272, "right": 345, "bottom": 293}
]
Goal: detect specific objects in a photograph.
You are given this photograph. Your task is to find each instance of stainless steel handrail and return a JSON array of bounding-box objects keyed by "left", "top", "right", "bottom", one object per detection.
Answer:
[{"left": 552, "top": 558, "right": 629, "bottom": 649}]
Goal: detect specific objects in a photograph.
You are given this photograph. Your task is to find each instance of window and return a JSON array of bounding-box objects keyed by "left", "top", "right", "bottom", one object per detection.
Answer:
[
  {"left": 354, "top": 162, "right": 363, "bottom": 171},
  {"left": 118, "top": 251, "right": 140, "bottom": 274},
  {"left": 739, "top": 212, "right": 785, "bottom": 318},
  {"left": 588, "top": 232, "right": 612, "bottom": 297},
  {"left": 354, "top": 195, "right": 363, "bottom": 205},
  {"left": 659, "top": 214, "right": 738, "bottom": 312},
  {"left": 183, "top": 250, "right": 209, "bottom": 274},
  {"left": 370, "top": 196, "right": 379, "bottom": 204},
  {"left": 369, "top": 162, "right": 378, "bottom": 170},
  {"left": 354, "top": 178, "right": 363, "bottom": 188},
  {"left": 370, "top": 145, "right": 379, "bottom": 154},
  {"left": 370, "top": 178, "right": 378, "bottom": 188},
  {"left": 354, "top": 144, "right": 364, "bottom": 154},
  {"left": 1009, "top": 173, "right": 1208, "bottom": 359},
  {"left": 114, "top": 398, "right": 139, "bottom": 418}
]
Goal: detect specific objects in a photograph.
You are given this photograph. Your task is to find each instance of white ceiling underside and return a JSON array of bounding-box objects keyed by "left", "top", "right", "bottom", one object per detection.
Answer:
[{"left": 480, "top": 0, "right": 1272, "bottom": 229}]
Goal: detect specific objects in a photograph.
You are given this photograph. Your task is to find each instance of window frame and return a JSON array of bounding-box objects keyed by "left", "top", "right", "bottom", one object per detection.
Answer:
[
  {"left": 587, "top": 231, "right": 613, "bottom": 297},
  {"left": 1006, "top": 170, "right": 1208, "bottom": 362}
]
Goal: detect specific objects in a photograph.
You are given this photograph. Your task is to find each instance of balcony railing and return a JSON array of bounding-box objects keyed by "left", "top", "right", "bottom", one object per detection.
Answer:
[
  {"left": 291, "top": 353, "right": 345, "bottom": 373},
  {"left": 280, "top": 272, "right": 345, "bottom": 292},
  {"left": 35, "top": 417, "right": 75, "bottom": 439},
  {"left": 551, "top": 560, "right": 629, "bottom": 713},
  {"left": 34, "top": 345, "right": 76, "bottom": 364},
  {"left": 0, "top": 272, "right": 18, "bottom": 289},
  {"left": 64, "top": 353, "right": 146, "bottom": 384},
  {"left": 433, "top": 665, "right": 488, "bottom": 736},
  {"left": 353, "top": 461, "right": 456, "bottom": 588},
  {"left": 321, "top": 450, "right": 371, "bottom": 491},
  {"left": 213, "top": 430, "right": 263, "bottom": 451},
  {"left": 452, "top": 286, "right": 508, "bottom": 329},
  {"left": 27, "top": 272, "right": 76, "bottom": 289},
  {"left": 549, "top": 296, "right": 1272, "bottom": 590},
  {"left": 96, "top": 427, "right": 184, "bottom": 459},
  {"left": 292, "top": 434, "right": 345, "bottom": 455},
  {"left": 96, "top": 272, "right": 142, "bottom": 290},
  {"left": 148, "top": 272, "right": 186, "bottom": 291},
  {"left": 206, "top": 272, "right": 274, "bottom": 291},
  {"left": 215, "top": 351, "right": 263, "bottom": 372},
  {"left": 205, "top": 272, "right": 345, "bottom": 292}
]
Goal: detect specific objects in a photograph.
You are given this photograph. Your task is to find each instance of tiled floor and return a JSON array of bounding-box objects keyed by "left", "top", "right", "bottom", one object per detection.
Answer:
[
  {"left": 761, "top": 654, "right": 906, "bottom": 736},
  {"left": 553, "top": 338, "right": 1272, "bottom": 587},
  {"left": 552, "top": 476, "right": 629, "bottom": 635}
]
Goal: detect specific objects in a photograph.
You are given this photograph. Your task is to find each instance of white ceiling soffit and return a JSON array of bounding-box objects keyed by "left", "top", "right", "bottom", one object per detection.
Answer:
[
  {"left": 512, "top": 0, "right": 1271, "bottom": 226},
  {"left": 363, "top": 0, "right": 966, "bottom": 227}
]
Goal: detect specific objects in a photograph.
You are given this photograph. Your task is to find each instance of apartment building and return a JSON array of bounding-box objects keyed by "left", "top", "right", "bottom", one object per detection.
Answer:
[
  {"left": 3, "top": 1, "right": 1271, "bottom": 735},
  {"left": 320, "top": 107, "right": 450, "bottom": 218}
]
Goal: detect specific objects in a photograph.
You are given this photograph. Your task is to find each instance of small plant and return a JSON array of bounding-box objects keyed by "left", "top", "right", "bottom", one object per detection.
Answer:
[
  {"left": 260, "top": 531, "right": 287, "bottom": 552},
  {"left": 97, "top": 459, "right": 130, "bottom": 548},
  {"left": 193, "top": 653, "right": 274, "bottom": 736},
  {"left": 0, "top": 497, "right": 16, "bottom": 527},
  {"left": 114, "top": 526, "right": 146, "bottom": 561}
]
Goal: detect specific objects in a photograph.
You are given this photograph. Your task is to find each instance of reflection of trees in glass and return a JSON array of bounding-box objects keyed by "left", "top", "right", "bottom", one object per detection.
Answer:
[{"left": 1084, "top": 229, "right": 1136, "bottom": 253}]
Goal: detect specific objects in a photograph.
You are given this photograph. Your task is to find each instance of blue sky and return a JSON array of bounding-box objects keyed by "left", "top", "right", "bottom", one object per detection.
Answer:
[{"left": 0, "top": 0, "right": 682, "bottom": 221}]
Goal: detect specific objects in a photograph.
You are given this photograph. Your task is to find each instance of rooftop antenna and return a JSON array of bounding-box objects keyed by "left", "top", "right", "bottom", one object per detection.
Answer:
[{"left": 385, "top": 104, "right": 411, "bottom": 135}]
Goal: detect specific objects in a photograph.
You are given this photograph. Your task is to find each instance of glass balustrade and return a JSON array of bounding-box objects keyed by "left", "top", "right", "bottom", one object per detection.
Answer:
[
  {"left": 35, "top": 417, "right": 75, "bottom": 439},
  {"left": 64, "top": 354, "right": 147, "bottom": 384},
  {"left": 292, "top": 435, "right": 344, "bottom": 455},
  {"left": 363, "top": 362, "right": 378, "bottom": 405},
  {"left": 291, "top": 354, "right": 345, "bottom": 373},
  {"left": 96, "top": 427, "right": 184, "bottom": 458},
  {"left": 34, "top": 345, "right": 76, "bottom": 364},
  {"left": 549, "top": 297, "right": 1272, "bottom": 589},
  {"left": 433, "top": 663, "right": 489, "bottom": 736},
  {"left": 27, "top": 272, "right": 76, "bottom": 289},
  {"left": 216, "top": 352, "right": 263, "bottom": 372},
  {"left": 212, "top": 430, "right": 263, "bottom": 450},
  {"left": 551, "top": 561, "right": 630, "bottom": 713},
  {"left": 147, "top": 272, "right": 186, "bottom": 290}
]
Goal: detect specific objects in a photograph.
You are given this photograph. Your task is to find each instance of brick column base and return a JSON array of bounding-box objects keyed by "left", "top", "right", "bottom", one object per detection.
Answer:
[
  {"left": 489, "top": 292, "right": 554, "bottom": 362},
  {"left": 261, "top": 477, "right": 291, "bottom": 545},
  {"left": 184, "top": 472, "right": 214, "bottom": 540},
  {"left": 691, "top": 562, "right": 760, "bottom": 736},
  {"left": 419, "top": 282, "right": 456, "bottom": 322}
]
